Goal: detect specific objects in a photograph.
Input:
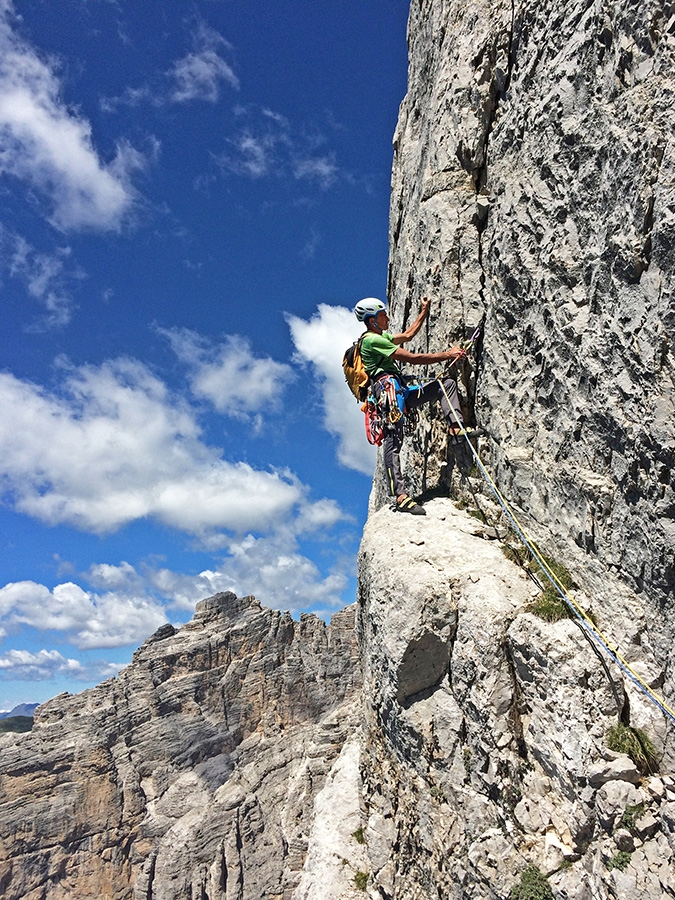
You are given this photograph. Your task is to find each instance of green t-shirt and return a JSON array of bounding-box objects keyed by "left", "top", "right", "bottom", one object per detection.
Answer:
[{"left": 360, "top": 331, "right": 403, "bottom": 379}]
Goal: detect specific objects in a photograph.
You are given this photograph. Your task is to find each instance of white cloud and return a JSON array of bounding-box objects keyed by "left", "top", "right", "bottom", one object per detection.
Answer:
[
  {"left": 0, "top": 580, "right": 168, "bottom": 649},
  {"left": 300, "top": 227, "right": 321, "bottom": 262},
  {"left": 170, "top": 25, "right": 239, "bottom": 103},
  {"left": 293, "top": 156, "right": 338, "bottom": 188},
  {"left": 163, "top": 327, "right": 293, "bottom": 420},
  {"left": 87, "top": 561, "right": 139, "bottom": 590},
  {"left": 0, "top": 357, "right": 318, "bottom": 536},
  {"left": 0, "top": 2, "right": 139, "bottom": 231},
  {"left": 0, "top": 512, "right": 351, "bottom": 653},
  {"left": 218, "top": 106, "right": 340, "bottom": 189},
  {"left": 123, "top": 542, "right": 349, "bottom": 614},
  {"left": 102, "top": 24, "right": 238, "bottom": 112},
  {"left": 0, "top": 648, "right": 81, "bottom": 678},
  {"left": 287, "top": 305, "right": 376, "bottom": 475},
  {"left": 0, "top": 647, "right": 120, "bottom": 681},
  {"left": 126, "top": 500, "right": 348, "bottom": 613},
  {"left": 222, "top": 130, "right": 282, "bottom": 179},
  {"left": 100, "top": 85, "right": 155, "bottom": 113},
  {"left": 4, "top": 230, "right": 75, "bottom": 328}
]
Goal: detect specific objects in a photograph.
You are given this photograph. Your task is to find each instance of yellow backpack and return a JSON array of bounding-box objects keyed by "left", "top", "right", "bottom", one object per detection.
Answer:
[{"left": 342, "top": 336, "right": 369, "bottom": 402}]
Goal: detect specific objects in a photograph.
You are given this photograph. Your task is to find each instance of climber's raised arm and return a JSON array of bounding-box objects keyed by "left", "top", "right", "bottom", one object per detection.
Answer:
[
  {"left": 391, "top": 296, "right": 431, "bottom": 345},
  {"left": 392, "top": 344, "right": 466, "bottom": 366}
]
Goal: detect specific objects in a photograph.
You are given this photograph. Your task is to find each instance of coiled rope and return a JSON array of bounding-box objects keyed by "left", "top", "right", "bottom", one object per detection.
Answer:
[{"left": 437, "top": 378, "right": 675, "bottom": 726}]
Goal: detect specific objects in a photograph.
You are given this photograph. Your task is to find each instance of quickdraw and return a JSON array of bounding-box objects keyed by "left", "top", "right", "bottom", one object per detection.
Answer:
[
  {"left": 363, "top": 399, "right": 384, "bottom": 446},
  {"left": 363, "top": 374, "right": 419, "bottom": 445},
  {"left": 404, "top": 407, "right": 419, "bottom": 436}
]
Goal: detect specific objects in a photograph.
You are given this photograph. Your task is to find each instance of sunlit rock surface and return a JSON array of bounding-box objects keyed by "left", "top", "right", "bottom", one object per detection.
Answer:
[
  {"left": 361, "top": 0, "right": 675, "bottom": 895},
  {"left": 387, "top": 0, "right": 675, "bottom": 641},
  {"left": 358, "top": 498, "right": 675, "bottom": 899},
  {"left": 0, "top": 594, "right": 362, "bottom": 900},
  {"left": 2, "top": 0, "right": 675, "bottom": 898}
]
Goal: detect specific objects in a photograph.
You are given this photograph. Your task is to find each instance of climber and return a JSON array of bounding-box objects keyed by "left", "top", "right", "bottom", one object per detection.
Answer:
[{"left": 354, "top": 297, "right": 479, "bottom": 516}]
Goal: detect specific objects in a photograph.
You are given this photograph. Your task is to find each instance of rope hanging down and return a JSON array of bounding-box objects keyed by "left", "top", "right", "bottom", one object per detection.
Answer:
[{"left": 437, "top": 378, "right": 675, "bottom": 727}]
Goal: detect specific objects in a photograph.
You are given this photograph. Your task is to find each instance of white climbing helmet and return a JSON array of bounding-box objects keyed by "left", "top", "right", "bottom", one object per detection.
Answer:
[{"left": 354, "top": 297, "right": 387, "bottom": 322}]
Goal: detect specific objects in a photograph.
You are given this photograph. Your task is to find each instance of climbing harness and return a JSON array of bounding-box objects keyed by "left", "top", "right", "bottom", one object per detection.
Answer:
[
  {"left": 365, "top": 374, "right": 421, "bottom": 446},
  {"left": 437, "top": 378, "right": 675, "bottom": 726}
]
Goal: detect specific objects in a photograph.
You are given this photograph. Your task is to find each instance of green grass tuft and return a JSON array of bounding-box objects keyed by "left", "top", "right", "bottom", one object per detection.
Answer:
[
  {"left": 429, "top": 784, "right": 446, "bottom": 801},
  {"left": 509, "top": 865, "right": 553, "bottom": 900},
  {"left": 352, "top": 826, "right": 365, "bottom": 845},
  {"left": 527, "top": 590, "right": 573, "bottom": 623},
  {"left": 606, "top": 723, "right": 659, "bottom": 774},
  {"left": 606, "top": 850, "right": 632, "bottom": 872},
  {"left": 529, "top": 550, "right": 576, "bottom": 591},
  {"left": 354, "top": 871, "right": 369, "bottom": 891},
  {"left": 616, "top": 803, "right": 645, "bottom": 832},
  {"left": 502, "top": 543, "right": 526, "bottom": 565}
]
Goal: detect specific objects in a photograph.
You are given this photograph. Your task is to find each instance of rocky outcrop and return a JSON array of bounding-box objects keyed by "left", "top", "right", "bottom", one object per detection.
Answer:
[
  {"left": 0, "top": 594, "right": 362, "bottom": 900},
  {"left": 358, "top": 0, "right": 675, "bottom": 896},
  {"left": 358, "top": 497, "right": 675, "bottom": 899},
  {"left": 387, "top": 0, "right": 675, "bottom": 605}
]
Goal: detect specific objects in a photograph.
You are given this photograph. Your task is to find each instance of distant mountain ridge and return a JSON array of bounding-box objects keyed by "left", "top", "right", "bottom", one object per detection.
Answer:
[
  {"left": 0, "top": 594, "right": 362, "bottom": 899},
  {"left": 0, "top": 703, "right": 38, "bottom": 720}
]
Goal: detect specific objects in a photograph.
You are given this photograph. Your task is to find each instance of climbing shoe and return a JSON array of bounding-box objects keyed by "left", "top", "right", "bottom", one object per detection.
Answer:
[{"left": 395, "top": 495, "right": 427, "bottom": 516}]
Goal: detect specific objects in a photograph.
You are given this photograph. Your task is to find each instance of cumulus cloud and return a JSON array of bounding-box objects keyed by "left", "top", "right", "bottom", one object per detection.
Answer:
[
  {"left": 0, "top": 579, "right": 167, "bottom": 649},
  {"left": 0, "top": 2, "right": 140, "bottom": 230},
  {"left": 218, "top": 105, "right": 339, "bottom": 188},
  {"left": 199, "top": 536, "right": 347, "bottom": 611},
  {"left": 0, "top": 647, "right": 120, "bottom": 681},
  {"left": 0, "top": 357, "right": 322, "bottom": 536},
  {"left": 0, "top": 509, "right": 350, "bottom": 655},
  {"left": 169, "top": 24, "right": 239, "bottom": 103},
  {"left": 94, "top": 497, "right": 348, "bottom": 614},
  {"left": 287, "top": 305, "right": 376, "bottom": 475},
  {"left": 163, "top": 327, "right": 293, "bottom": 420}
]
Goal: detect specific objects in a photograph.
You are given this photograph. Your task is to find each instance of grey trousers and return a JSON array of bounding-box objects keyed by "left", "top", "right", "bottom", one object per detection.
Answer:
[{"left": 378, "top": 375, "right": 463, "bottom": 499}]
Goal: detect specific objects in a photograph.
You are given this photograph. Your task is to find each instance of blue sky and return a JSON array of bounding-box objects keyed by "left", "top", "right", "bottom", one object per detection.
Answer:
[{"left": 0, "top": 0, "right": 409, "bottom": 710}]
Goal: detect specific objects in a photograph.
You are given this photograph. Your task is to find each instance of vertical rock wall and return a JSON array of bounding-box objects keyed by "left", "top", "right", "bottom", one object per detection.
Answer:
[
  {"left": 357, "top": 1, "right": 675, "bottom": 898},
  {"left": 385, "top": 0, "right": 675, "bottom": 701}
]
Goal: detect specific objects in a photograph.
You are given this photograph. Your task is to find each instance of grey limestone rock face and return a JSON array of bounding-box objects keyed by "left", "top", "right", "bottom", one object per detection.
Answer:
[
  {"left": 357, "top": 499, "right": 675, "bottom": 899},
  {"left": 360, "top": 0, "right": 675, "bottom": 894},
  {"left": 385, "top": 0, "right": 675, "bottom": 664},
  {"left": 0, "top": 593, "right": 362, "bottom": 900}
]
